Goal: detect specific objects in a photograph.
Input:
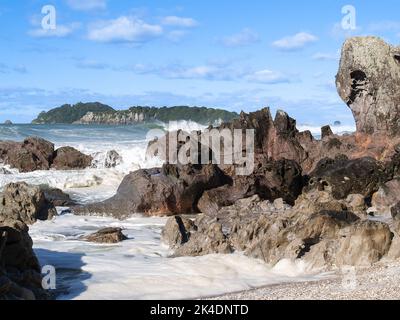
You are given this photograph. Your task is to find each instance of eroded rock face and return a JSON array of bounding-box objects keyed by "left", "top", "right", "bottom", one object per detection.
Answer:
[
  {"left": 74, "top": 164, "right": 228, "bottom": 218},
  {"left": 198, "top": 157, "right": 304, "bottom": 215},
  {"left": 84, "top": 227, "right": 128, "bottom": 243},
  {"left": 0, "top": 219, "right": 48, "bottom": 300},
  {"left": 163, "top": 195, "right": 393, "bottom": 268},
  {"left": 51, "top": 146, "right": 93, "bottom": 170},
  {"left": 0, "top": 137, "right": 93, "bottom": 172},
  {"left": 305, "top": 156, "right": 388, "bottom": 200},
  {"left": 0, "top": 182, "right": 56, "bottom": 225},
  {"left": 336, "top": 36, "right": 400, "bottom": 136},
  {"left": 0, "top": 137, "right": 54, "bottom": 172}
]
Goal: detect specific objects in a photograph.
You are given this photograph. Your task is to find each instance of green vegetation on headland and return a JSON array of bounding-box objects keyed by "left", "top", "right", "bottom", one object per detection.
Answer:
[
  {"left": 32, "top": 102, "right": 115, "bottom": 124},
  {"left": 31, "top": 103, "right": 239, "bottom": 125}
]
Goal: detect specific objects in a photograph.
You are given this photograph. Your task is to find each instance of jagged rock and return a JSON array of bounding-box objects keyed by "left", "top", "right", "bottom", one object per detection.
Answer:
[
  {"left": 4, "top": 120, "right": 12, "bottom": 125},
  {"left": 371, "top": 179, "right": 400, "bottom": 215},
  {"left": 40, "top": 186, "right": 76, "bottom": 207},
  {"left": 0, "top": 183, "right": 56, "bottom": 225},
  {"left": 0, "top": 167, "right": 12, "bottom": 174},
  {"left": 336, "top": 36, "right": 400, "bottom": 136},
  {"left": 104, "top": 150, "right": 122, "bottom": 168},
  {"left": 0, "top": 137, "right": 54, "bottom": 172},
  {"left": 84, "top": 227, "right": 128, "bottom": 243},
  {"left": 51, "top": 146, "right": 93, "bottom": 170},
  {"left": 0, "top": 219, "right": 47, "bottom": 300},
  {"left": 161, "top": 216, "right": 197, "bottom": 249},
  {"left": 321, "top": 125, "right": 334, "bottom": 139},
  {"left": 198, "top": 158, "right": 304, "bottom": 215},
  {"left": 164, "top": 195, "right": 393, "bottom": 267},
  {"left": 74, "top": 164, "right": 228, "bottom": 218},
  {"left": 305, "top": 156, "right": 388, "bottom": 200}
]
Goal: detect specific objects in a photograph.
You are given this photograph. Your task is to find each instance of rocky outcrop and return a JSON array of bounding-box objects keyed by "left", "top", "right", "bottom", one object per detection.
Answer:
[
  {"left": 51, "top": 147, "right": 92, "bottom": 170},
  {"left": 0, "top": 137, "right": 54, "bottom": 172},
  {"left": 305, "top": 156, "right": 388, "bottom": 200},
  {"left": 0, "top": 219, "right": 48, "bottom": 300},
  {"left": 336, "top": 36, "right": 400, "bottom": 136},
  {"left": 74, "top": 164, "right": 228, "bottom": 218},
  {"left": 40, "top": 186, "right": 76, "bottom": 207},
  {"left": 84, "top": 227, "right": 128, "bottom": 243},
  {"left": 0, "top": 137, "right": 93, "bottom": 172},
  {"left": 104, "top": 150, "right": 122, "bottom": 168},
  {"left": 0, "top": 183, "right": 56, "bottom": 225},
  {"left": 198, "top": 157, "right": 304, "bottom": 215},
  {"left": 75, "top": 111, "right": 146, "bottom": 125},
  {"left": 163, "top": 193, "right": 394, "bottom": 268}
]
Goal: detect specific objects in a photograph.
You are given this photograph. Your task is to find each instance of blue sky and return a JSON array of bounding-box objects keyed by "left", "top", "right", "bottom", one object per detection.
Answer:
[{"left": 0, "top": 0, "right": 399, "bottom": 124}]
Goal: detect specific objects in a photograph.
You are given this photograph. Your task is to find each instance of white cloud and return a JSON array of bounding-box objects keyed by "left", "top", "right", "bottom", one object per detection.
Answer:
[
  {"left": 221, "top": 28, "right": 260, "bottom": 47},
  {"left": 245, "top": 69, "right": 291, "bottom": 84},
  {"left": 272, "top": 32, "right": 318, "bottom": 51},
  {"left": 66, "top": 0, "right": 106, "bottom": 11},
  {"left": 87, "top": 16, "right": 163, "bottom": 43},
  {"left": 161, "top": 16, "right": 198, "bottom": 28},
  {"left": 28, "top": 23, "right": 80, "bottom": 38}
]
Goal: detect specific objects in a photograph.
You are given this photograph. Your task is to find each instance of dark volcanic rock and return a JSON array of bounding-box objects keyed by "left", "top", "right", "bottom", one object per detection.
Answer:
[
  {"left": 51, "top": 146, "right": 93, "bottom": 170},
  {"left": 336, "top": 36, "right": 400, "bottom": 136},
  {"left": 391, "top": 202, "right": 400, "bottom": 221},
  {"left": 198, "top": 157, "right": 304, "bottom": 215},
  {"left": 0, "top": 219, "right": 48, "bottom": 299},
  {"left": 84, "top": 227, "right": 128, "bottom": 243},
  {"left": 104, "top": 150, "right": 122, "bottom": 168},
  {"left": 40, "top": 186, "right": 76, "bottom": 207},
  {"left": 321, "top": 125, "right": 334, "bottom": 139},
  {"left": 0, "top": 137, "right": 54, "bottom": 172},
  {"left": 305, "top": 156, "right": 388, "bottom": 200},
  {"left": 74, "top": 164, "right": 228, "bottom": 218},
  {"left": 0, "top": 182, "right": 56, "bottom": 225}
]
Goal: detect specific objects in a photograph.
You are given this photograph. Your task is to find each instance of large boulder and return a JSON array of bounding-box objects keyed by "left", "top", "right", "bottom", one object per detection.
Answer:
[
  {"left": 74, "top": 164, "right": 228, "bottom": 218},
  {"left": 0, "top": 218, "right": 48, "bottom": 299},
  {"left": 371, "top": 179, "right": 400, "bottom": 215},
  {"left": 0, "top": 137, "right": 54, "bottom": 172},
  {"left": 0, "top": 183, "right": 56, "bottom": 225},
  {"left": 336, "top": 36, "right": 400, "bottom": 136},
  {"left": 51, "top": 146, "right": 93, "bottom": 170}
]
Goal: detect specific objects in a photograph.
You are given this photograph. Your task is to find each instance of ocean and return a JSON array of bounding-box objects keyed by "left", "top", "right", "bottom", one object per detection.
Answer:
[{"left": 0, "top": 123, "right": 334, "bottom": 300}]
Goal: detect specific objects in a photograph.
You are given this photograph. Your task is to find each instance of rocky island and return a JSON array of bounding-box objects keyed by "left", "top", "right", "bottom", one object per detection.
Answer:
[{"left": 32, "top": 104, "right": 239, "bottom": 125}]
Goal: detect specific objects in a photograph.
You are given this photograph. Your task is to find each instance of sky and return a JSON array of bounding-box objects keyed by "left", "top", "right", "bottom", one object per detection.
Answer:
[{"left": 0, "top": 0, "right": 400, "bottom": 124}]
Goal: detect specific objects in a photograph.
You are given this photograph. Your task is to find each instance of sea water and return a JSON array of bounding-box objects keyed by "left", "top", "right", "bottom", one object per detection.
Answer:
[{"left": 0, "top": 122, "right": 334, "bottom": 300}]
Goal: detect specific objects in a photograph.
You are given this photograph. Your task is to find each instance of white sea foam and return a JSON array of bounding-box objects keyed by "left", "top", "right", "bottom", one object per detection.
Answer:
[
  {"left": 297, "top": 124, "right": 356, "bottom": 136},
  {"left": 30, "top": 213, "right": 331, "bottom": 300}
]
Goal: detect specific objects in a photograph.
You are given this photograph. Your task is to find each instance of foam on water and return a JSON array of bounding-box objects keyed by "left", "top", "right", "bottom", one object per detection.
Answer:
[{"left": 30, "top": 213, "right": 331, "bottom": 300}]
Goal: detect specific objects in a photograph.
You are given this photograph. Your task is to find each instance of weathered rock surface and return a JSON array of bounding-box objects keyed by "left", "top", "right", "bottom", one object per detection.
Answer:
[
  {"left": 198, "top": 157, "right": 304, "bottom": 215},
  {"left": 336, "top": 36, "right": 400, "bottom": 136},
  {"left": 0, "top": 183, "right": 56, "bottom": 225},
  {"left": 84, "top": 227, "right": 128, "bottom": 243},
  {"left": 163, "top": 194, "right": 393, "bottom": 268},
  {"left": 0, "top": 137, "right": 54, "bottom": 172},
  {"left": 51, "top": 146, "right": 93, "bottom": 170},
  {"left": 0, "top": 137, "right": 93, "bottom": 172},
  {"left": 305, "top": 156, "right": 388, "bottom": 200},
  {"left": 104, "top": 150, "right": 122, "bottom": 168},
  {"left": 74, "top": 164, "right": 228, "bottom": 218},
  {"left": 0, "top": 219, "right": 48, "bottom": 299},
  {"left": 371, "top": 179, "right": 400, "bottom": 215},
  {"left": 40, "top": 186, "right": 76, "bottom": 207}
]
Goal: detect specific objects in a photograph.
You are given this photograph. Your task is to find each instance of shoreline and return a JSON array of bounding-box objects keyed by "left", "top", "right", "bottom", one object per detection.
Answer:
[{"left": 209, "top": 260, "right": 400, "bottom": 300}]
